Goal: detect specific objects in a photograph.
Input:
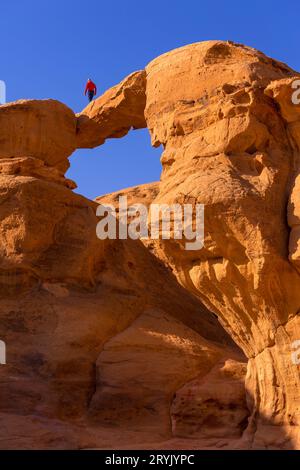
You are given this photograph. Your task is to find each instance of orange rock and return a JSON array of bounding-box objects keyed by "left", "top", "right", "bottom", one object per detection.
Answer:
[
  {"left": 0, "top": 99, "right": 77, "bottom": 172},
  {"left": 93, "top": 41, "right": 300, "bottom": 448},
  {"left": 2, "top": 40, "right": 300, "bottom": 450},
  {"left": 171, "top": 359, "right": 248, "bottom": 440},
  {"left": 0, "top": 160, "right": 238, "bottom": 448},
  {"left": 265, "top": 78, "right": 300, "bottom": 272},
  {"left": 76, "top": 71, "right": 147, "bottom": 148},
  {"left": 143, "top": 41, "right": 300, "bottom": 448}
]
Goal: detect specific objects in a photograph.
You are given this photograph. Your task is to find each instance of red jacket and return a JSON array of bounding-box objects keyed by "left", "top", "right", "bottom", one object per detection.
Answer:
[{"left": 85, "top": 80, "right": 97, "bottom": 95}]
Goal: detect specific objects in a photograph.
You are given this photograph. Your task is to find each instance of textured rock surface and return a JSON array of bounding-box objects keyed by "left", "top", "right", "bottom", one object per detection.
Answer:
[
  {"left": 0, "top": 231, "right": 241, "bottom": 448},
  {"left": 96, "top": 181, "right": 159, "bottom": 208},
  {"left": 94, "top": 41, "right": 300, "bottom": 447},
  {"left": 171, "top": 359, "right": 248, "bottom": 440},
  {"left": 88, "top": 309, "right": 241, "bottom": 436},
  {"left": 0, "top": 100, "right": 77, "bottom": 173},
  {"left": 0, "top": 120, "right": 241, "bottom": 448},
  {"left": 143, "top": 41, "right": 300, "bottom": 448},
  {"left": 76, "top": 71, "right": 147, "bottom": 148},
  {"left": 265, "top": 78, "right": 300, "bottom": 270},
  {"left": 1, "top": 40, "right": 300, "bottom": 449}
]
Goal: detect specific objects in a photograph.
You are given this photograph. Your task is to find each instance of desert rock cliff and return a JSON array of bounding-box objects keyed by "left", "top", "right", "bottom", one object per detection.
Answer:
[{"left": 1, "top": 40, "right": 300, "bottom": 449}]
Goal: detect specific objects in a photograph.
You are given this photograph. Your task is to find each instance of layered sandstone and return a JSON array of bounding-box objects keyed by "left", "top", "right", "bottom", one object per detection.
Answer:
[
  {"left": 1, "top": 40, "right": 300, "bottom": 449},
  {"left": 0, "top": 95, "right": 241, "bottom": 449},
  {"left": 76, "top": 71, "right": 147, "bottom": 148},
  {"left": 90, "top": 41, "right": 300, "bottom": 447},
  {"left": 142, "top": 42, "right": 300, "bottom": 448},
  {"left": 0, "top": 99, "right": 77, "bottom": 172}
]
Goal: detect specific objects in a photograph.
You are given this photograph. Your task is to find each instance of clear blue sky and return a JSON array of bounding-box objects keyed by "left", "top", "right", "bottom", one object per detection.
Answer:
[{"left": 1, "top": 0, "right": 299, "bottom": 199}]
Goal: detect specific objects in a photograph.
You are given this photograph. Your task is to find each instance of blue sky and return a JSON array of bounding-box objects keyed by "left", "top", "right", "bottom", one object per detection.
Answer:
[{"left": 1, "top": 0, "right": 299, "bottom": 199}]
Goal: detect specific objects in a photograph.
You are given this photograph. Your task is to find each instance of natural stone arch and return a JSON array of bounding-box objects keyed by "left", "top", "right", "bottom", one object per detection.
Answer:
[
  {"left": 82, "top": 40, "right": 300, "bottom": 447},
  {"left": 76, "top": 70, "right": 147, "bottom": 148},
  {"left": 1, "top": 40, "right": 300, "bottom": 448}
]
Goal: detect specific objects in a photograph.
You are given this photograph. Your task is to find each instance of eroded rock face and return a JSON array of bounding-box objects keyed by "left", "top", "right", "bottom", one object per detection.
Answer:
[
  {"left": 90, "top": 41, "right": 300, "bottom": 447},
  {"left": 0, "top": 89, "right": 242, "bottom": 448},
  {"left": 0, "top": 100, "right": 107, "bottom": 294},
  {"left": 88, "top": 309, "right": 241, "bottom": 436},
  {"left": 2, "top": 40, "right": 300, "bottom": 449},
  {"left": 171, "top": 359, "right": 248, "bottom": 441},
  {"left": 265, "top": 78, "right": 300, "bottom": 270},
  {"left": 76, "top": 71, "right": 147, "bottom": 148},
  {"left": 0, "top": 100, "right": 77, "bottom": 173},
  {"left": 143, "top": 41, "right": 300, "bottom": 448}
]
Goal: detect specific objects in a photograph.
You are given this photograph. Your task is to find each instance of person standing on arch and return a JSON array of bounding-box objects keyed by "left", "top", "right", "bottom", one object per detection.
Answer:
[{"left": 84, "top": 78, "right": 97, "bottom": 102}]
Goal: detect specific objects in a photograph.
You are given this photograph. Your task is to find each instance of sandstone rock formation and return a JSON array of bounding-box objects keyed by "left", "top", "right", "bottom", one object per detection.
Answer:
[
  {"left": 142, "top": 42, "right": 300, "bottom": 449},
  {"left": 0, "top": 96, "right": 242, "bottom": 449},
  {"left": 0, "top": 99, "right": 77, "bottom": 173},
  {"left": 1, "top": 40, "right": 300, "bottom": 450},
  {"left": 171, "top": 359, "right": 248, "bottom": 441},
  {"left": 90, "top": 41, "right": 300, "bottom": 448},
  {"left": 77, "top": 71, "right": 146, "bottom": 148}
]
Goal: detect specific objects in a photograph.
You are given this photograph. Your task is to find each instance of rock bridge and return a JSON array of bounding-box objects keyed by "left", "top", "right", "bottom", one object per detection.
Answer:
[{"left": 1, "top": 40, "right": 300, "bottom": 449}]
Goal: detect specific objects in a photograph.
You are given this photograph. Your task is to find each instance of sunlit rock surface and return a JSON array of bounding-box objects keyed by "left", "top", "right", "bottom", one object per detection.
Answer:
[{"left": 1, "top": 40, "right": 300, "bottom": 449}]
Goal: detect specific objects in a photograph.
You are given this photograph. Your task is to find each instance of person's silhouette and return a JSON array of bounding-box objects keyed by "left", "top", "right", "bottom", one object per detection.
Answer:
[{"left": 84, "top": 78, "right": 97, "bottom": 102}]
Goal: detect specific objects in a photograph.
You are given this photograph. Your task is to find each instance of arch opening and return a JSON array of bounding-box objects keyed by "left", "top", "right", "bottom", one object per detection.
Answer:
[{"left": 67, "top": 128, "right": 162, "bottom": 200}]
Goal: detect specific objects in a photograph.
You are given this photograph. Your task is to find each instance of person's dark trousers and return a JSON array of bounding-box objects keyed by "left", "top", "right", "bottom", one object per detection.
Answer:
[{"left": 88, "top": 90, "right": 95, "bottom": 102}]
